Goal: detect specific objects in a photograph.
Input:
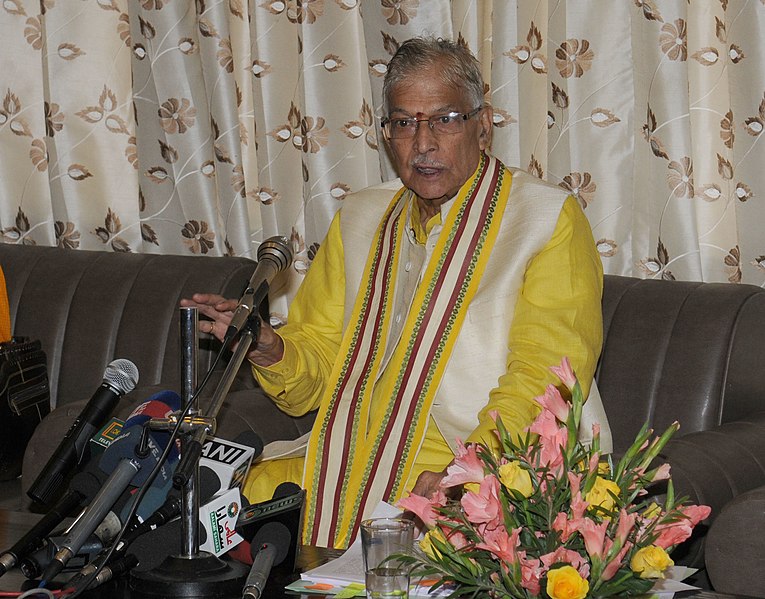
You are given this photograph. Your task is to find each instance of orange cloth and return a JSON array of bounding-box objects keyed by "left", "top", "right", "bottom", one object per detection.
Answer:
[{"left": 0, "top": 266, "right": 10, "bottom": 343}]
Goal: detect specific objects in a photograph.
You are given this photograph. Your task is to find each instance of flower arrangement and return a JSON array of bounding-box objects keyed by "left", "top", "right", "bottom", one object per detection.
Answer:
[{"left": 398, "top": 358, "right": 711, "bottom": 599}]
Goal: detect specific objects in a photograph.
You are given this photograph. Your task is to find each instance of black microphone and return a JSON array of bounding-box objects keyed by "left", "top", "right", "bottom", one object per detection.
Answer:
[
  {"left": 225, "top": 236, "right": 293, "bottom": 342},
  {"left": 28, "top": 359, "right": 140, "bottom": 505},
  {"left": 40, "top": 408, "right": 173, "bottom": 584},
  {"left": 242, "top": 522, "right": 292, "bottom": 599},
  {"left": 121, "top": 483, "right": 221, "bottom": 573},
  {"left": 19, "top": 512, "right": 121, "bottom": 579},
  {"left": 0, "top": 459, "right": 108, "bottom": 577},
  {"left": 74, "top": 553, "right": 139, "bottom": 592}
]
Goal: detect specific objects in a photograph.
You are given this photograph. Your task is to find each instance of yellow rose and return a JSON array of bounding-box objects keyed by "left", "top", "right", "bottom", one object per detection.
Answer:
[
  {"left": 643, "top": 502, "right": 662, "bottom": 519},
  {"left": 464, "top": 482, "right": 480, "bottom": 494},
  {"left": 597, "top": 461, "right": 610, "bottom": 476},
  {"left": 498, "top": 461, "right": 533, "bottom": 497},
  {"left": 419, "top": 528, "right": 446, "bottom": 560},
  {"left": 630, "top": 545, "right": 674, "bottom": 579},
  {"left": 585, "top": 476, "right": 620, "bottom": 512},
  {"left": 546, "top": 565, "right": 589, "bottom": 599}
]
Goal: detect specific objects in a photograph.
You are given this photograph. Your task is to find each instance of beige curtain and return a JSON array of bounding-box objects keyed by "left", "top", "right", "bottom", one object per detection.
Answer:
[{"left": 1, "top": 1, "right": 763, "bottom": 315}]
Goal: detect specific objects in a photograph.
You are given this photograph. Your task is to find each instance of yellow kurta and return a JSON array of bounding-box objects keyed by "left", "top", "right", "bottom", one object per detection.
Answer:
[{"left": 244, "top": 192, "right": 603, "bottom": 506}]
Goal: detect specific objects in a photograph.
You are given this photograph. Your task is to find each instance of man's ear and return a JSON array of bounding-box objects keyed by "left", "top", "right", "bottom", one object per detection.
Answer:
[{"left": 478, "top": 106, "right": 493, "bottom": 151}]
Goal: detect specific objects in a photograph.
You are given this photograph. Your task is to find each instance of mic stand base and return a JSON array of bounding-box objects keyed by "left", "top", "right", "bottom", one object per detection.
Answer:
[{"left": 129, "top": 552, "right": 249, "bottom": 598}]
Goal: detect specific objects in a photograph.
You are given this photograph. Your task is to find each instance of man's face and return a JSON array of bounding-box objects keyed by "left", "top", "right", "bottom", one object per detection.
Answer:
[{"left": 385, "top": 63, "right": 492, "bottom": 205}]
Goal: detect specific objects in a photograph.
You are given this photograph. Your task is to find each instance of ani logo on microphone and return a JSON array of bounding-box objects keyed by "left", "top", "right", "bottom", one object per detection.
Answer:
[{"left": 201, "top": 437, "right": 256, "bottom": 491}]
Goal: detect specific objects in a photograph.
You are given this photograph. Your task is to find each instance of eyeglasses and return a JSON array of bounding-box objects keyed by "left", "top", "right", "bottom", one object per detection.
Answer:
[{"left": 381, "top": 107, "right": 483, "bottom": 140}]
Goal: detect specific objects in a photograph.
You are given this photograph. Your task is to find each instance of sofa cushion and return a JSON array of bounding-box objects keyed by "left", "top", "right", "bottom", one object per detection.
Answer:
[{"left": 599, "top": 275, "right": 765, "bottom": 454}]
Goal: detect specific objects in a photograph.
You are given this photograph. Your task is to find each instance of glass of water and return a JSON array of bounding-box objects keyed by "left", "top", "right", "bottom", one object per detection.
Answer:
[{"left": 360, "top": 518, "right": 414, "bottom": 598}]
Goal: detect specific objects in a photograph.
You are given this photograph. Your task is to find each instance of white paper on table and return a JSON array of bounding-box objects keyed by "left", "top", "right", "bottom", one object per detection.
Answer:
[
  {"left": 300, "top": 502, "right": 402, "bottom": 586},
  {"left": 648, "top": 565, "right": 700, "bottom": 597}
]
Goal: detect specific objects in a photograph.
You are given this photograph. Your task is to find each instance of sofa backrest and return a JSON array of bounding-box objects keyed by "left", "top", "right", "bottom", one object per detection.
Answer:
[
  {"left": 599, "top": 274, "right": 765, "bottom": 454},
  {"left": 0, "top": 243, "right": 257, "bottom": 410}
]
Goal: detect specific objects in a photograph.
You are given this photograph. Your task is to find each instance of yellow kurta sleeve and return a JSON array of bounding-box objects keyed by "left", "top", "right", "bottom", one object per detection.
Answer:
[
  {"left": 465, "top": 195, "right": 604, "bottom": 446},
  {"left": 250, "top": 212, "right": 346, "bottom": 416}
]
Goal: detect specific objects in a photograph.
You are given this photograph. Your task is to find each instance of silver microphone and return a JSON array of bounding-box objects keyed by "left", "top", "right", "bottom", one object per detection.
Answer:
[{"left": 225, "top": 236, "right": 293, "bottom": 341}]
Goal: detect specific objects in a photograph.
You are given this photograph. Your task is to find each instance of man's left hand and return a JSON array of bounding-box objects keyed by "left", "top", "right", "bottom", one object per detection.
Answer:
[{"left": 410, "top": 467, "right": 448, "bottom": 500}]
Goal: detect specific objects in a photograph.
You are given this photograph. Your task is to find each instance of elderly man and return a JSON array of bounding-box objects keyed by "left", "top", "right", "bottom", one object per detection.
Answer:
[{"left": 183, "top": 37, "right": 605, "bottom": 549}]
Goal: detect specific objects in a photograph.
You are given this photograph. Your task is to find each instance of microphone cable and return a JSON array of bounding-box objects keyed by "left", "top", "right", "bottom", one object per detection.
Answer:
[
  {"left": 0, "top": 591, "right": 64, "bottom": 598},
  {"left": 60, "top": 340, "right": 232, "bottom": 598}
]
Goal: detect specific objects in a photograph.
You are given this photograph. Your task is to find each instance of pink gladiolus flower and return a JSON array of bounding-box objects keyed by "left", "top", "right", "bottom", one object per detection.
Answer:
[
  {"left": 397, "top": 490, "right": 445, "bottom": 529},
  {"left": 572, "top": 517, "right": 609, "bottom": 559},
  {"left": 476, "top": 526, "right": 520, "bottom": 563},
  {"left": 571, "top": 494, "right": 589, "bottom": 521},
  {"left": 650, "top": 462, "right": 672, "bottom": 482},
  {"left": 615, "top": 509, "right": 637, "bottom": 545},
  {"left": 682, "top": 504, "right": 712, "bottom": 525},
  {"left": 588, "top": 452, "right": 600, "bottom": 476},
  {"left": 529, "top": 408, "right": 562, "bottom": 439},
  {"left": 552, "top": 512, "right": 574, "bottom": 542},
  {"left": 529, "top": 410, "right": 568, "bottom": 472},
  {"left": 520, "top": 556, "right": 543, "bottom": 596},
  {"left": 441, "top": 522, "right": 470, "bottom": 550},
  {"left": 461, "top": 475, "right": 503, "bottom": 528},
  {"left": 565, "top": 474, "right": 589, "bottom": 521},
  {"left": 550, "top": 357, "right": 577, "bottom": 390},
  {"left": 535, "top": 384, "right": 570, "bottom": 423},
  {"left": 540, "top": 547, "right": 591, "bottom": 579},
  {"left": 653, "top": 504, "right": 712, "bottom": 549},
  {"left": 568, "top": 472, "right": 582, "bottom": 496},
  {"left": 602, "top": 540, "right": 632, "bottom": 580},
  {"left": 441, "top": 439, "right": 485, "bottom": 488}
]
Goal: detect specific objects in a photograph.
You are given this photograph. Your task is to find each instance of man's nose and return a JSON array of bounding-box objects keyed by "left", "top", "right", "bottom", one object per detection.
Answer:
[{"left": 412, "top": 121, "right": 438, "bottom": 153}]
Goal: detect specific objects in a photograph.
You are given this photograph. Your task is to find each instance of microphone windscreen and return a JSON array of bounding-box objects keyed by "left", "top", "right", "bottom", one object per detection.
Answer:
[
  {"left": 199, "top": 463, "right": 224, "bottom": 498},
  {"left": 98, "top": 426, "right": 172, "bottom": 486},
  {"left": 104, "top": 359, "right": 139, "bottom": 395},
  {"left": 69, "top": 460, "right": 110, "bottom": 503},
  {"left": 250, "top": 521, "right": 291, "bottom": 567},
  {"left": 127, "top": 519, "right": 208, "bottom": 573},
  {"left": 233, "top": 431, "right": 264, "bottom": 460},
  {"left": 120, "top": 447, "right": 181, "bottom": 523},
  {"left": 124, "top": 393, "right": 181, "bottom": 428},
  {"left": 272, "top": 482, "right": 301, "bottom": 500}
]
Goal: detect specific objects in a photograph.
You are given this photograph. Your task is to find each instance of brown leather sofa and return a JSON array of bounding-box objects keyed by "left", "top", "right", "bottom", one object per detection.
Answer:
[
  {"left": 0, "top": 243, "right": 315, "bottom": 505},
  {"left": 2, "top": 243, "right": 765, "bottom": 594}
]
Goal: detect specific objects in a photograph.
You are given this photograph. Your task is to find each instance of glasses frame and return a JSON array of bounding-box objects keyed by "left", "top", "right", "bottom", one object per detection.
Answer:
[{"left": 381, "top": 106, "right": 483, "bottom": 140}]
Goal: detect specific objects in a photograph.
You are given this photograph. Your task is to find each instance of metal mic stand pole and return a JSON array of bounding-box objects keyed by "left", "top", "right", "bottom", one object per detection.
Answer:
[
  {"left": 130, "top": 310, "right": 256, "bottom": 597},
  {"left": 179, "top": 307, "right": 201, "bottom": 558}
]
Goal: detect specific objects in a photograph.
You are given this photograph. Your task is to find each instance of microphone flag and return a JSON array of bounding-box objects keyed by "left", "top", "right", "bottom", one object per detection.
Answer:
[
  {"left": 199, "top": 487, "right": 244, "bottom": 557},
  {"left": 200, "top": 436, "right": 259, "bottom": 493}
]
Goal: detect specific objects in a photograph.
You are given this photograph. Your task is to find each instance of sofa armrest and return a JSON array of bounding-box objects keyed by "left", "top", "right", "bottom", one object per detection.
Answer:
[
  {"left": 655, "top": 411, "right": 765, "bottom": 571},
  {"left": 661, "top": 411, "right": 765, "bottom": 511},
  {"left": 705, "top": 485, "right": 765, "bottom": 597}
]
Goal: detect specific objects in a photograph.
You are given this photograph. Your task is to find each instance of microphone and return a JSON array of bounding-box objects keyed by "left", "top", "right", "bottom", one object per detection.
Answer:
[
  {"left": 119, "top": 432, "right": 260, "bottom": 556},
  {"left": 225, "top": 236, "right": 293, "bottom": 342},
  {"left": 200, "top": 431, "right": 264, "bottom": 493},
  {"left": 0, "top": 458, "right": 109, "bottom": 577},
  {"left": 40, "top": 398, "right": 176, "bottom": 584},
  {"left": 28, "top": 359, "right": 139, "bottom": 505},
  {"left": 19, "top": 512, "right": 122, "bottom": 579},
  {"left": 242, "top": 522, "right": 292, "bottom": 599},
  {"left": 120, "top": 479, "right": 221, "bottom": 573}
]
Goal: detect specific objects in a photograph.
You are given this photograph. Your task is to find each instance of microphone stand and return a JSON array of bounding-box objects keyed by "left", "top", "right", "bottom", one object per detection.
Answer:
[{"left": 130, "top": 307, "right": 255, "bottom": 597}]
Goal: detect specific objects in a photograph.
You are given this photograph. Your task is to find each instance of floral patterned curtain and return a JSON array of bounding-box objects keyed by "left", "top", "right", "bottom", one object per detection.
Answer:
[{"left": 1, "top": 1, "right": 763, "bottom": 316}]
